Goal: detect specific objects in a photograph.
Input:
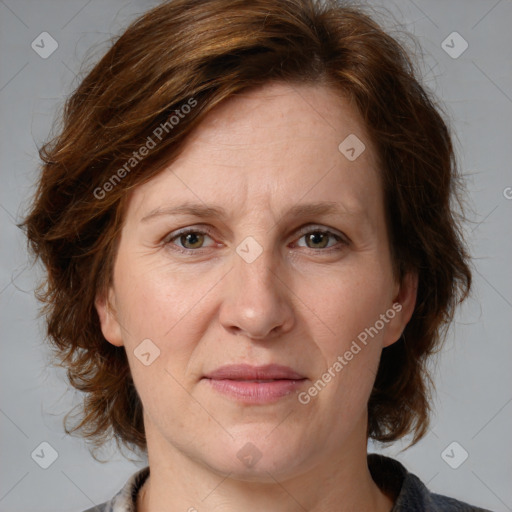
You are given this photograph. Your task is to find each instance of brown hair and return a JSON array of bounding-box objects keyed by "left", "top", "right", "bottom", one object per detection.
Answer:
[{"left": 23, "top": 0, "right": 471, "bottom": 458}]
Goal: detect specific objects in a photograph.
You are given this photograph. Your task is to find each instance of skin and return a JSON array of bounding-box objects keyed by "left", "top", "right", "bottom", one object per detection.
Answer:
[{"left": 96, "top": 81, "right": 417, "bottom": 512}]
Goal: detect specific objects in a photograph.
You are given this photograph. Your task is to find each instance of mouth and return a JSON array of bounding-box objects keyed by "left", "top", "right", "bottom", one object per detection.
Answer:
[{"left": 202, "top": 364, "right": 307, "bottom": 404}]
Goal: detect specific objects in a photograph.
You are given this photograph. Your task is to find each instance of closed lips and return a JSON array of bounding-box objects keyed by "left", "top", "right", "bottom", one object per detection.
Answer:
[{"left": 203, "top": 364, "right": 305, "bottom": 381}]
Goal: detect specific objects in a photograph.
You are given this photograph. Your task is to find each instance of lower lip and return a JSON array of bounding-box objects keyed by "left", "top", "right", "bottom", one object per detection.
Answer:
[{"left": 204, "top": 378, "right": 306, "bottom": 404}]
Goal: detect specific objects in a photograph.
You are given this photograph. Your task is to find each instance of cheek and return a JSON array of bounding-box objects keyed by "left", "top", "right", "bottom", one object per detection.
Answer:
[
  {"left": 295, "top": 266, "right": 393, "bottom": 349},
  {"left": 111, "top": 254, "right": 223, "bottom": 394},
  {"left": 292, "top": 270, "right": 393, "bottom": 414},
  {"left": 302, "top": 274, "right": 390, "bottom": 405},
  {"left": 113, "top": 251, "right": 213, "bottom": 341}
]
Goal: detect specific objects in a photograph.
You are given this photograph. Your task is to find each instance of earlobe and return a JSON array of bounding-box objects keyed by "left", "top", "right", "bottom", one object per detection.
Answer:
[
  {"left": 395, "top": 271, "right": 418, "bottom": 322},
  {"left": 94, "top": 288, "right": 124, "bottom": 347},
  {"left": 383, "top": 271, "right": 418, "bottom": 348}
]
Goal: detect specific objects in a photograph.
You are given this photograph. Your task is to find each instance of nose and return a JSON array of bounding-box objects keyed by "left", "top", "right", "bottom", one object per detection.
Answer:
[{"left": 218, "top": 244, "right": 295, "bottom": 341}]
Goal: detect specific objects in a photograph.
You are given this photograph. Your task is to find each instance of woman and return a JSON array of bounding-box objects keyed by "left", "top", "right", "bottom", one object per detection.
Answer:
[{"left": 23, "top": 0, "right": 491, "bottom": 510}]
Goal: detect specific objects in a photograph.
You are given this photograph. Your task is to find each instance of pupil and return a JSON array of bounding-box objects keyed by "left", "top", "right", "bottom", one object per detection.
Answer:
[
  {"left": 309, "top": 232, "right": 326, "bottom": 248},
  {"left": 184, "top": 233, "right": 201, "bottom": 248}
]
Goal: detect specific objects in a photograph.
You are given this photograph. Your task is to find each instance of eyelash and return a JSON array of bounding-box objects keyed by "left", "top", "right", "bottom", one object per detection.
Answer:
[{"left": 163, "top": 225, "right": 348, "bottom": 255}]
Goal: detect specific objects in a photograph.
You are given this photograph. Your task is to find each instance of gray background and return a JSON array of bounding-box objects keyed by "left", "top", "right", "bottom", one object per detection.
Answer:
[{"left": 1, "top": 0, "right": 511, "bottom": 511}]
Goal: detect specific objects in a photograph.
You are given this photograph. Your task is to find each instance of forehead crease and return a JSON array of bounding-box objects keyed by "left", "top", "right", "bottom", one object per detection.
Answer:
[{"left": 139, "top": 198, "right": 370, "bottom": 226}]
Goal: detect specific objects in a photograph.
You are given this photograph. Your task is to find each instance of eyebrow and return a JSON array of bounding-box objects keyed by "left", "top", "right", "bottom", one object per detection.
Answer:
[{"left": 140, "top": 201, "right": 363, "bottom": 223}]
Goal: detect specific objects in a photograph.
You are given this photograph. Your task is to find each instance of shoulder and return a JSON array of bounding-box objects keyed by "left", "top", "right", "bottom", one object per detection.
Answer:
[
  {"left": 367, "top": 453, "right": 494, "bottom": 512},
  {"left": 78, "top": 466, "right": 150, "bottom": 512},
  {"left": 399, "top": 470, "right": 494, "bottom": 511},
  {"left": 430, "top": 491, "right": 494, "bottom": 511}
]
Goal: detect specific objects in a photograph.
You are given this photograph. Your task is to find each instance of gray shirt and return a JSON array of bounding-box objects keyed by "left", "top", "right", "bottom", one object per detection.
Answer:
[{"left": 81, "top": 453, "right": 493, "bottom": 511}]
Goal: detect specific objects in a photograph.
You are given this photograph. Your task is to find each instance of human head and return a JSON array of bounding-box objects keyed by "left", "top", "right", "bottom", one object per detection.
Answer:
[{"left": 23, "top": 0, "right": 471, "bottom": 458}]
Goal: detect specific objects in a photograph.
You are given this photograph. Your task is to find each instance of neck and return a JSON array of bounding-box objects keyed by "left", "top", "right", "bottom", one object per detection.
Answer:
[{"left": 137, "top": 414, "right": 394, "bottom": 512}]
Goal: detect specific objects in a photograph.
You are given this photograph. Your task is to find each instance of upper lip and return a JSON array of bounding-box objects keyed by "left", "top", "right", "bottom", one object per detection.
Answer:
[{"left": 203, "top": 364, "right": 305, "bottom": 380}]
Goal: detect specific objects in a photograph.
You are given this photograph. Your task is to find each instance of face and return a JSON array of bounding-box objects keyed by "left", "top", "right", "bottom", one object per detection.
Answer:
[{"left": 96, "top": 81, "right": 417, "bottom": 481}]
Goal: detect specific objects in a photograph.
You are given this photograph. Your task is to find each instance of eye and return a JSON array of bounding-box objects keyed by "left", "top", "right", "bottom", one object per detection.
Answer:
[
  {"left": 163, "top": 226, "right": 348, "bottom": 254},
  {"left": 164, "top": 228, "right": 215, "bottom": 252},
  {"left": 294, "top": 227, "right": 347, "bottom": 251}
]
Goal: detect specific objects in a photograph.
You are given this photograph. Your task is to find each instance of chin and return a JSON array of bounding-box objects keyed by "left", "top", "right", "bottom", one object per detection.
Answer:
[{"left": 198, "top": 430, "right": 309, "bottom": 482}]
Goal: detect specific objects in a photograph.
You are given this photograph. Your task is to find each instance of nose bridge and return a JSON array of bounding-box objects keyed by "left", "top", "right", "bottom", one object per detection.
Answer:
[
  {"left": 232, "top": 208, "right": 279, "bottom": 285},
  {"left": 237, "top": 239, "right": 277, "bottom": 290},
  {"left": 234, "top": 236, "right": 281, "bottom": 306},
  {"left": 219, "top": 236, "right": 293, "bottom": 339}
]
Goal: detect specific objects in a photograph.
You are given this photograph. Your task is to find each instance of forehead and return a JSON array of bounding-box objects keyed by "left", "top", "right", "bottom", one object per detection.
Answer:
[
  {"left": 182, "top": 81, "right": 375, "bottom": 165},
  {"left": 127, "top": 81, "right": 382, "bottom": 223}
]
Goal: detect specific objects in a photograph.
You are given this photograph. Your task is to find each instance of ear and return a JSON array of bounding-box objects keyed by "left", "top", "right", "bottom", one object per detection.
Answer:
[
  {"left": 94, "top": 287, "right": 124, "bottom": 347},
  {"left": 382, "top": 271, "right": 418, "bottom": 348}
]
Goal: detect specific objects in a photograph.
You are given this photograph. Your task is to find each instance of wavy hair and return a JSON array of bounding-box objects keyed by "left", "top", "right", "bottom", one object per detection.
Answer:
[{"left": 23, "top": 0, "right": 471, "bottom": 458}]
